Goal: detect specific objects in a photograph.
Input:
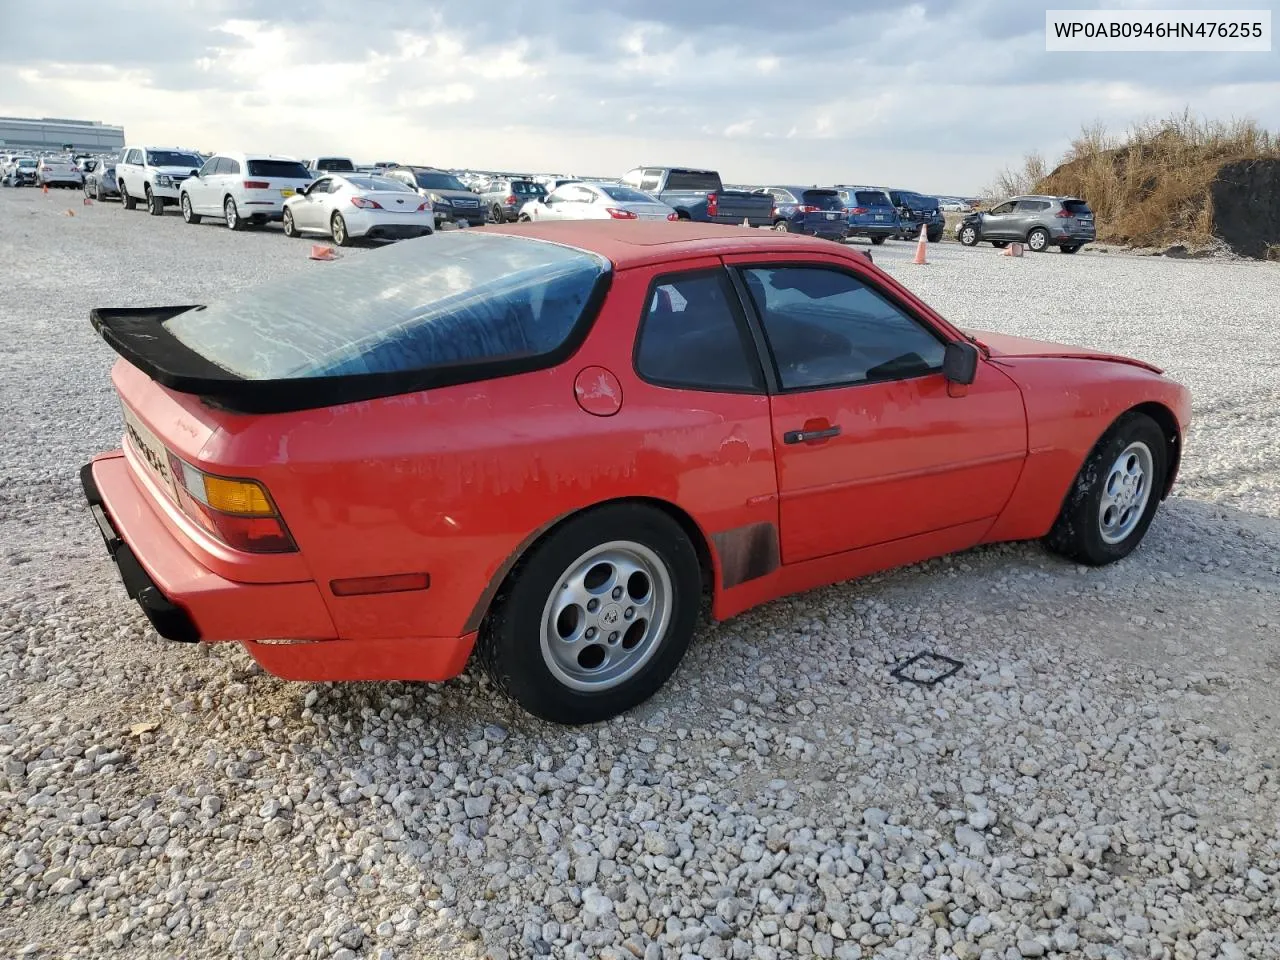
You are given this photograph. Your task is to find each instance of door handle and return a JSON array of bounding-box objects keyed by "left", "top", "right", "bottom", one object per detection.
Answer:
[{"left": 784, "top": 425, "right": 841, "bottom": 444}]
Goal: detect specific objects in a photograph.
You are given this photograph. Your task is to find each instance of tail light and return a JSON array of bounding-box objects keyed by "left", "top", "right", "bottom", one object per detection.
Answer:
[
  {"left": 605, "top": 207, "right": 637, "bottom": 220},
  {"left": 242, "top": 180, "right": 270, "bottom": 190},
  {"left": 798, "top": 205, "right": 820, "bottom": 214},
  {"left": 416, "top": 201, "right": 432, "bottom": 212},
  {"left": 1055, "top": 209, "right": 1074, "bottom": 218},
  {"left": 666, "top": 212, "right": 679, "bottom": 221},
  {"left": 165, "top": 453, "right": 296, "bottom": 554},
  {"left": 505, "top": 194, "right": 517, "bottom": 204},
  {"left": 705, "top": 193, "right": 718, "bottom": 217},
  {"left": 849, "top": 207, "right": 868, "bottom": 215},
  {"left": 351, "top": 197, "right": 383, "bottom": 210}
]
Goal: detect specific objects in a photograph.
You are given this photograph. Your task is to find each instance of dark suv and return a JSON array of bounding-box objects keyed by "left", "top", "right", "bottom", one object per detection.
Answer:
[
  {"left": 755, "top": 185, "right": 847, "bottom": 240},
  {"left": 887, "top": 189, "right": 945, "bottom": 242},
  {"left": 957, "top": 195, "right": 1096, "bottom": 253},
  {"left": 383, "top": 166, "right": 486, "bottom": 227}
]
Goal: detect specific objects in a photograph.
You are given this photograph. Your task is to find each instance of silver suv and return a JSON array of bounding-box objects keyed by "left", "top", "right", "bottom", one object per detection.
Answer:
[{"left": 956, "top": 195, "right": 1095, "bottom": 253}]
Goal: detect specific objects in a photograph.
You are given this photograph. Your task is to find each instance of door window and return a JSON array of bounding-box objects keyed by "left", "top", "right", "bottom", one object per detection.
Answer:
[
  {"left": 197, "top": 158, "right": 219, "bottom": 177},
  {"left": 988, "top": 201, "right": 1016, "bottom": 215},
  {"left": 634, "top": 271, "right": 762, "bottom": 392},
  {"left": 741, "top": 266, "right": 946, "bottom": 391},
  {"left": 639, "top": 169, "right": 664, "bottom": 192},
  {"left": 1014, "top": 199, "right": 1049, "bottom": 212}
]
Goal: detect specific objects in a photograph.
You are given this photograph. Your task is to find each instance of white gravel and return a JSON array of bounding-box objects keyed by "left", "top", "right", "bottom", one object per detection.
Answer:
[{"left": 1, "top": 189, "right": 1279, "bottom": 959}]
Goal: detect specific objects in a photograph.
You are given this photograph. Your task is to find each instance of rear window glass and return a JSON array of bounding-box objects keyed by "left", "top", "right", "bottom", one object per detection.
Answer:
[
  {"left": 344, "top": 176, "right": 415, "bottom": 192},
  {"left": 802, "top": 190, "right": 842, "bottom": 210},
  {"left": 146, "top": 151, "right": 202, "bottom": 168},
  {"left": 599, "top": 185, "right": 657, "bottom": 203},
  {"left": 247, "top": 159, "right": 311, "bottom": 179},
  {"left": 316, "top": 158, "right": 355, "bottom": 172},
  {"left": 1062, "top": 200, "right": 1093, "bottom": 215},
  {"left": 164, "top": 233, "right": 610, "bottom": 380},
  {"left": 510, "top": 181, "right": 546, "bottom": 196},
  {"left": 853, "top": 191, "right": 890, "bottom": 206},
  {"left": 665, "top": 170, "right": 722, "bottom": 192}
]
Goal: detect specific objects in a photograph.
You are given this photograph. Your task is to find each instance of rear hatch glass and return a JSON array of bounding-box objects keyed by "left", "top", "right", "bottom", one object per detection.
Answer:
[
  {"left": 247, "top": 159, "right": 311, "bottom": 179},
  {"left": 1062, "top": 199, "right": 1093, "bottom": 216},
  {"left": 163, "top": 233, "right": 609, "bottom": 380},
  {"left": 665, "top": 170, "right": 722, "bottom": 192},
  {"left": 853, "top": 191, "right": 891, "bottom": 207},
  {"left": 511, "top": 181, "right": 546, "bottom": 196},
  {"left": 801, "top": 190, "right": 842, "bottom": 211}
]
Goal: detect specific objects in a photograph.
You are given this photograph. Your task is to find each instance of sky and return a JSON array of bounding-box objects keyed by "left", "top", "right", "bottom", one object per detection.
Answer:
[{"left": 1, "top": 0, "right": 1277, "bottom": 195}]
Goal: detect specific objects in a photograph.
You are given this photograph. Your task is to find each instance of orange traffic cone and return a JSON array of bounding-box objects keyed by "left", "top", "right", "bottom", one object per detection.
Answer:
[
  {"left": 913, "top": 225, "right": 928, "bottom": 264},
  {"left": 1003, "top": 242, "right": 1023, "bottom": 257},
  {"left": 64, "top": 209, "right": 75, "bottom": 217},
  {"left": 42, "top": 183, "right": 49, "bottom": 196},
  {"left": 309, "top": 244, "right": 338, "bottom": 261},
  {"left": 83, "top": 196, "right": 93, "bottom": 206}
]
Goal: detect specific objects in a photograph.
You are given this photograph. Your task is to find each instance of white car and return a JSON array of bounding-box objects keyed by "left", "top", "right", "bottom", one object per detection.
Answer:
[
  {"left": 35, "top": 156, "right": 83, "bottom": 188},
  {"left": 179, "top": 153, "right": 314, "bottom": 231},
  {"left": 115, "top": 146, "right": 205, "bottom": 215},
  {"left": 519, "top": 182, "right": 677, "bottom": 222},
  {"left": 281, "top": 174, "right": 434, "bottom": 245}
]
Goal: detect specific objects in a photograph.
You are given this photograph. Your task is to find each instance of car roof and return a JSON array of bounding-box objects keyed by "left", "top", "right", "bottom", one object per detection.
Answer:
[
  {"left": 483, "top": 220, "right": 866, "bottom": 268},
  {"left": 768, "top": 185, "right": 838, "bottom": 193}
]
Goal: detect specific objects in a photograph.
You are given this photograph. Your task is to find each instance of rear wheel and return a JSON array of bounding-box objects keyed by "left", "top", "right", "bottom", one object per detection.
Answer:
[
  {"left": 224, "top": 197, "right": 244, "bottom": 231},
  {"left": 331, "top": 212, "right": 352, "bottom": 246},
  {"left": 477, "top": 504, "right": 702, "bottom": 724},
  {"left": 991, "top": 240, "right": 1008, "bottom": 248},
  {"left": 772, "top": 219, "right": 790, "bottom": 233},
  {"left": 871, "top": 235, "right": 887, "bottom": 245},
  {"left": 958, "top": 224, "right": 979, "bottom": 246},
  {"left": 1027, "top": 227, "right": 1049, "bottom": 252},
  {"left": 146, "top": 185, "right": 164, "bottom": 216},
  {"left": 491, "top": 204, "right": 503, "bottom": 223},
  {"left": 121, "top": 182, "right": 136, "bottom": 210},
  {"left": 1045, "top": 412, "right": 1167, "bottom": 566},
  {"left": 96, "top": 182, "right": 107, "bottom": 202},
  {"left": 180, "top": 193, "right": 201, "bottom": 224}
]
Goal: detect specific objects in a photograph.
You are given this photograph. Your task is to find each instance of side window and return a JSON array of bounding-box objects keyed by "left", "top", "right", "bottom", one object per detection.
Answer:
[
  {"left": 989, "top": 201, "right": 1016, "bottom": 215},
  {"left": 223, "top": 158, "right": 241, "bottom": 175},
  {"left": 1014, "top": 199, "right": 1044, "bottom": 212},
  {"left": 197, "top": 158, "right": 218, "bottom": 177},
  {"left": 620, "top": 168, "right": 643, "bottom": 187},
  {"left": 566, "top": 185, "right": 595, "bottom": 202},
  {"left": 309, "top": 178, "right": 333, "bottom": 194},
  {"left": 129, "top": 149, "right": 142, "bottom": 165},
  {"left": 634, "top": 271, "right": 762, "bottom": 392},
  {"left": 741, "top": 266, "right": 946, "bottom": 391},
  {"left": 639, "top": 169, "right": 664, "bottom": 192}
]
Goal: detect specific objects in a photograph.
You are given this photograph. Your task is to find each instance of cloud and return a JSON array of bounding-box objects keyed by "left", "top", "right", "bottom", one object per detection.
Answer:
[{"left": 1, "top": 0, "right": 1277, "bottom": 194}]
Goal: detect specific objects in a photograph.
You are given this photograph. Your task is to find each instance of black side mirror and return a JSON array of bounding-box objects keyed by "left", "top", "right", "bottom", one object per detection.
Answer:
[{"left": 943, "top": 341, "right": 979, "bottom": 385}]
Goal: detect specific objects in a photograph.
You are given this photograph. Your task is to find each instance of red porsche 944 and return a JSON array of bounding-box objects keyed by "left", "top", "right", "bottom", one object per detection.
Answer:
[{"left": 82, "top": 222, "right": 1190, "bottom": 723}]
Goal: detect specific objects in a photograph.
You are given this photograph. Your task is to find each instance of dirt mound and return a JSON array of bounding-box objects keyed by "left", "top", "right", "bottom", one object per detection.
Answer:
[{"left": 1210, "top": 159, "right": 1280, "bottom": 260}]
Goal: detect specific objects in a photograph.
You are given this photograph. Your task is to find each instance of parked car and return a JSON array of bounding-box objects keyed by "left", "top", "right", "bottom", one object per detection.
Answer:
[
  {"left": 116, "top": 146, "right": 205, "bottom": 215},
  {"left": 304, "top": 157, "right": 356, "bottom": 175},
  {"left": 753, "top": 185, "right": 847, "bottom": 241},
  {"left": 178, "top": 154, "right": 314, "bottom": 230},
  {"left": 381, "top": 166, "right": 486, "bottom": 227},
  {"left": 619, "top": 166, "right": 774, "bottom": 226},
  {"left": 82, "top": 220, "right": 1189, "bottom": 724},
  {"left": 519, "top": 182, "right": 676, "bottom": 222},
  {"left": 36, "top": 156, "right": 83, "bottom": 189},
  {"left": 883, "top": 189, "right": 945, "bottom": 242},
  {"left": 282, "top": 174, "right": 434, "bottom": 245},
  {"left": 2, "top": 157, "right": 38, "bottom": 187},
  {"left": 956, "top": 195, "right": 1096, "bottom": 253},
  {"left": 833, "top": 186, "right": 900, "bottom": 245},
  {"left": 478, "top": 177, "right": 548, "bottom": 223},
  {"left": 84, "top": 162, "right": 120, "bottom": 201}
]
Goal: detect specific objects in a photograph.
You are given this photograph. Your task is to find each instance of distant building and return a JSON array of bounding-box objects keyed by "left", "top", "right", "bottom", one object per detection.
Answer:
[{"left": 0, "top": 116, "right": 126, "bottom": 154}]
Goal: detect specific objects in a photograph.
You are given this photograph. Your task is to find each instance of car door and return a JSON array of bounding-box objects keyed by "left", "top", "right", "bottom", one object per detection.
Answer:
[
  {"left": 187, "top": 156, "right": 217, "bottom": 211},
  {"left": 723, "top": 253, "right": 1027, "bottom": 565},
  {"left": 293, "top": 177, "right": 332, "bottom": 229},
  {"left": 1014, "top": 199, "right": 1049, "bottom": 239},
  {"left": 981, "top": 200, "right": 1020, "bottom": 240}
]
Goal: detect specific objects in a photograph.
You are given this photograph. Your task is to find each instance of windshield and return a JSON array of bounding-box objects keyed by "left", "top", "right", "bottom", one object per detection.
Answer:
[
  {"left": 413, "top": 171, "right": 467, "bottom": 191},
  {"left": 247, "top": 159, "right": 311, "bottom": 179},
  {"left": 598, "top": 185, "right": 657, "bottom": 203},
  {"left": 165, "top": 233, "right": 610, "bottom": 380},
  {"left": 316, "top": 158, "right": 355, "bottom": 172},
  {"left": 146, "top": 150, "right": 202, "bottom": 168},
  {"left": 17, "top": 159, "right": 36, "bottom": 168}
]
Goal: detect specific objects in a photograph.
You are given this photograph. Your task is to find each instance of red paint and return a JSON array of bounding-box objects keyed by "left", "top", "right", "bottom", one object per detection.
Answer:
[
  {"left": 88, "top": 221, "right": 1192, "bottom": 684},
  {"left": 573, "top": 366, "right": 623, "bottom": 416}
]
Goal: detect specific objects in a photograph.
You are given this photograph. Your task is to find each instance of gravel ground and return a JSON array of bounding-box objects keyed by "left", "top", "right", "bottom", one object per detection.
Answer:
[{"left": 1, "top": 188, "right": 1279, "bottom": 960}]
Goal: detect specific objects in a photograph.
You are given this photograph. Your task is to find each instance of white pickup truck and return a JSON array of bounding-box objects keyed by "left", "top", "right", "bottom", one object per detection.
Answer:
[{"left": 115, "top": 146, "right": 206, "bottom": 216}]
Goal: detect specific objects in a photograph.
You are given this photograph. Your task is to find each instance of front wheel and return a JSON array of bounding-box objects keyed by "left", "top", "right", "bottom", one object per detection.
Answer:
[
  {"left": 1045, "top": 412, "right": 1168, "bottom": 566},
  {"left": 146, "top": 186, "right": 164, "bottom": 216},
  {"left": 991, "top": 240, "right": 1008, "bottom": 249},
  {"left": 180, "top": 193, "right": 201, "bottom": 224},
  {"left": 958, "top": 224, "right": 979, "bottom": 246},
  {"left": 477, "top": 504, "right": 702, "bottom": 724},
  {"left": 331, "top": 212, "right": 352, "bottom": 246},
  {"left": 517, "top": 213, "right": 531, "bottom": 222},
  {"left": 121, "top": 183, "right": 136, "bottom": 210},
  {"left": 282, "top": 208, "right": 299, "bottom": 237},
  {"left": 1027, "top": 227, "right": 1049, "bottom": 252}
]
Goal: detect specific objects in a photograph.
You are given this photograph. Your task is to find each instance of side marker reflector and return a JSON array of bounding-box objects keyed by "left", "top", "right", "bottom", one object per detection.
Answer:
[{"left": 330, "top": 573, "right": 431, "bottom": 597}]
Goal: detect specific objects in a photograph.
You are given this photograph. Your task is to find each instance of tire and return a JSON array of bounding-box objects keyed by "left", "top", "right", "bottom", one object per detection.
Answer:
[
  {"left": 282, "top": 208, "right": 299, "bottom": 237},
  {"left": 772, "top": 220, "right": 789, "bottom": 233},
  {"left": 331, "top": 212, "right": 352, "bottom": 246},
  {"left": 871, "top": 235, "right": 887, "bottom": 245},
  {"left": 83, "top": 180, "right": 92, "bottom": 199},
  {"left": 1026, "top": 227, "right": 1049, "bottom": 252},
  {"left": 477, "top": 503, "right": 702, "bottom": 724},
  {"left": 991, "top": 240, "right": 1008, "bottom": 249},
  {"left": 676, "top": 211, "right": 691, "bottom": 221},
  {"left": 927, "top": 227, "right": 943, "bottom": 243},
  {"left": 517, "top": 213, "right": 531, "bottom": 223},
  {"left": 146, "top": 185, "right": 164, "bottom": 216},
  {"left": 958, "top": 224, "right": 979, "bottom": 246},
  {"left": 96, "top": 183, "right": 106, "bottom": 202},
  {"left": 121, "top": 182, "right": 136, "bottom": 210},
  {"left": 224, "top": 197, "right": 244, "bottom": 231},
  {"left": 1044, "top": 412, "right": 1168, "bottom": 567},
  {"left": 491, "top": 205, "right": 503, "bottom": 223},
  {"left": 180, "top": 192, "right": 201, "bottom": 225},
  {"left": 1060, "top": 244, "right": 1081, "bottom": 254}
]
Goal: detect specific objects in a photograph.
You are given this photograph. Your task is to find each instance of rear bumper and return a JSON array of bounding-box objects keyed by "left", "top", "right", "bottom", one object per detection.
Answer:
[
  {"left": 846, "top": 222, "right": 899, "bottom": 238},
  {"left": 81, "top": 453, "right": 474, "bottom": 681}
]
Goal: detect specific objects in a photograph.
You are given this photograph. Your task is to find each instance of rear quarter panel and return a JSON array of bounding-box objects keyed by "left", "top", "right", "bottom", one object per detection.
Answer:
[
  {"left": 199, "top": 258, "right": 778, "bottom": 642},
  {"left": 983, "top": 357, "right": 1191, "bottom": 543}
]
